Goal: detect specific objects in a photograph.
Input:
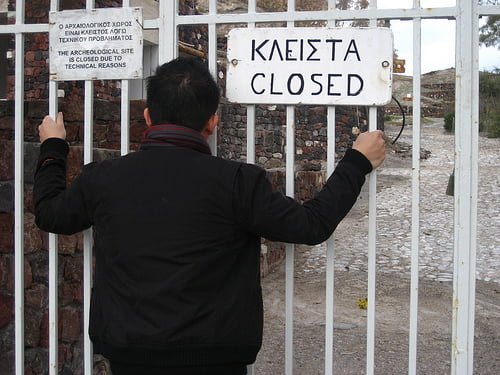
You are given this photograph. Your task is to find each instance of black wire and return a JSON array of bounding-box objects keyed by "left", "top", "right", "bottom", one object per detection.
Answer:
[{"left": 391, "top": 95, "right": 406, "bottom": 145}]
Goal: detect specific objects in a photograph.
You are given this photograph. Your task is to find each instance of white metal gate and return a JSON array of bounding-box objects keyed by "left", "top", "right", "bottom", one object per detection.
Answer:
[{"left": 1, "top": 0, "right": 499, "bottom": 374}]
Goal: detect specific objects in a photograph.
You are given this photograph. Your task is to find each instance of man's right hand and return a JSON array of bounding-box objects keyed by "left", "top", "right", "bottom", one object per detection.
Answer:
[
  {"left": 38, "top": 112, "right": 66, "bottom": 143},
  {"left": 352, "top": 130, "right": 386, "bottom": 170}
]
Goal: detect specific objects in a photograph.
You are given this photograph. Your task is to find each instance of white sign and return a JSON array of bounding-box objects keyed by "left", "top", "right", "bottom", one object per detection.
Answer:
[
  {"left": 49, "top": 8, "right": 143, "bottom": 81},
  {"left": 226, "top": 27, "right": 393, "bottom": 106}
]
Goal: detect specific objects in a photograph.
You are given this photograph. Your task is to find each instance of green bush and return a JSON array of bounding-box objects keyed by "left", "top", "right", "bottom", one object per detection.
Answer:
[
  {"left": 481, "top": 113, "right": 500, "bottom": 138},
  {"left": 479, "top": 71, "right": 500, "bottom": 138},
  {"left": 444, "top": 72, "right": 500, "bottom": 138},
  {"left": 444, "top": 111, "right": 455, "bottom": 132}
]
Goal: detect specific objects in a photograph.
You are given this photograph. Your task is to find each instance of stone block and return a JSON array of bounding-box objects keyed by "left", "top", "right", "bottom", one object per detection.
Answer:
[
  {"left": 95, "top": 100, "right": 119, "bottom": 122},
  {"left": 25, "top": 121, "right": 42, "bottom": 142},
  {"left": 65, "top": 122, "right": 81, "bottom": 143},
  {"left": 24, "top": 348, "right": 48, "bottom": 375},
  {"left": 130, "top": 100, "right": 146, "bottom": 119},
  {"left": 0, "top": 255, "right": 13, "bottom": 293},
  {"left": 94, "top": 148, "right": 120, "bottom": 163},
  {"left": 0, "top": 292, "right": 13, "bottom": 329},
  {"left": 58, "top": 234, "right": 79, "bottom": 255},
  {"left": 24, "top": 307, "right": 41, "bottom": 348},
  {"left": 63, "top": 255, "right": 83, "bottom": 283},
  {"left": 296, "top": 171, "right": 324, "bottom": 201},
  {"left": 24, "top": 258, "right": 33, "bottom": 290},
  {"left": 61, "top": 281, "right": 83, "bottom": 305},
  {"left": 39, "top": 311, "right": 48, "bottom": 348},
  {"left": 59, "top": 307, "right": 81, "bottom": 343},
  {"left": 0, "top": 140, "right": 13, "bottom": 180},
  {"left": 93, "top": 124, "right": 108, "bottom": 145},
  {"left": 25, "top": 283, "right": 47, "bottom": 309},
  {"left": 60, "top": 99, "right": 84, "bottom": 123},
  {"left": 66, "top": 146, "right": 83, "bottom": 184},
  {"left": 0, "top": 116, "right": 14, "bottom": 132},
  {"left": 24, "top": 142, "right": 40, "bottom": 184},
  {"left": 28, "top": 252, "right": 47, "bottom": 287},
  {"left": 130, "top": 121, "right": 146, "bottom": 143},
  {"left": 0, "top": 318, "right": 14, "bottom": 352},
  {"left": 0, "top": 213, "right": 13, "bottom": 253},
  {"left": 24, "top": 213, "right": 43, "bottom": 253},
  {"left": 25, "top": 100, "right": 47, "bottom": 120},
  {"left": 0, "top": 351, "right": 13, "bottom": 375},
  {"left": 0, "top": 100, "right": 14, "bottom": 117},
  {"left": 58, "top": 343, "right": 73, "bottom": 370},
  {"left": 0, "top": 181, "right": 13, "bottom": 213},
  {"left": 24, "top": 185, "right": 34, "bottom": 213}
]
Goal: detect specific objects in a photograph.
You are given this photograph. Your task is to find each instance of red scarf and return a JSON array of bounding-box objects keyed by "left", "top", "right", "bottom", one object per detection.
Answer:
[{"left": 140, "top": 124, "right": 212, "bottom": 155}]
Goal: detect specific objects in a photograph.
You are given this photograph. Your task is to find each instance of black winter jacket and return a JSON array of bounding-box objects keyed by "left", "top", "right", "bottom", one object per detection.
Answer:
[{"left": 34, "top": 137, "right": 372, "bottom": 367}]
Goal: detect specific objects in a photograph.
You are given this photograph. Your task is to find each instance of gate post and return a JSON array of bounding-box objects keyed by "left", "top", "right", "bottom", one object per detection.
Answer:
[
  {"left": 452, "top": 1, "right": 479, "bottom": 374},
  {"left": 159, "top": 0, "right": 177, "bottom": 64},
  {"left": 14, "top": 1, "right": 26, "bottom": 374}
]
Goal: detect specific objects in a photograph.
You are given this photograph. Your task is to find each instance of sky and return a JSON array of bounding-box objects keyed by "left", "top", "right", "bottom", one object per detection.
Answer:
[{"left": 378, "top": 0, "right": 499, "bottom": 74}]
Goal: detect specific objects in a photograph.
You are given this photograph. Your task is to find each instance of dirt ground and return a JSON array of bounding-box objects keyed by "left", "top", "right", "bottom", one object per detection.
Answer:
[{"left": 254, "top": 265, "right": 500, "bottom": 375}]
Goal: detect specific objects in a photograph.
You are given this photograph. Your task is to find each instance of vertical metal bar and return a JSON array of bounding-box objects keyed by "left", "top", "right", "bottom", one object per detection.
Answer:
[
  {"left": 467, "top": 13, "right": 480, "bottom": 375},
  {"left": 207, "top": 0, "right": 217, "bottom": 154},
  {"left": 366, "top": 3, "right": 378, "bottom": 374},
  {"left": 246, "top": 103, "right": 255, "bottom": 165},
  {"left": 120, "top": 81, "right": 130, "bottom": 155},
  {"left": 245, "top": 6, "right": 256, "bottom": 375},
  {"left": 83, "top": 4, "right": 95, "bottom": 375},
  {"left": 246, "top": 0, "right": 256, "bottom": 168},
  {"left": 366, "top": 107, "right": 377, "bottom": 375},
  {"left": 325, "top": 4, "right": 337, "bottom": 373},
  {"left": 48, "top": 42, "right": 59, "bottom": 375},
  {"left": 48, "top": 233, "right": 58, "bottom": 375},
  {"left": 120, "top": 0, "right": 130, "bottom": 156},
  {"left": 14, "top": 1, "right": 26, "bottom": 374},
  {"left": 159, "top": 0, "right": 177, "bottom": 64},
  {"left": 408, "top": 1, "right": 421, "bottom": 374},
  {"left": 325, "top": 105, "right": 336, "bottom": 375},
  {"left": 245, "top": 98, "right": 255, "bottom": 375},
  {"left": 285, "top": 106, "right": 295, "bottom": 375},
  {"left": 285, "top": 3, "right": 296, "bottom": 373},
  {"left": 83, "top": 82, "right": 94, "bottom": 375},
  {"left": 83, "top": 89, "right": 94, "bottom": 375},
  {"left": 452, "top": 1, "right": 479, "bottom": 374},
  {"left": 48, "top": 3, "right": 59, "bottom": 375}
]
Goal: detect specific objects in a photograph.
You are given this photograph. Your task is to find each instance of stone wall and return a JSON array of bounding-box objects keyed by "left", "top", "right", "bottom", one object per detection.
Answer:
[
  {"left": 0, "top": 95, "right": 142, "bottom": 374},
  {"left": 219, "top": 100, "right": 374, "bottom": 174},
  {"left": 1, "top": 1, "right": 141, "bottom": 374}
]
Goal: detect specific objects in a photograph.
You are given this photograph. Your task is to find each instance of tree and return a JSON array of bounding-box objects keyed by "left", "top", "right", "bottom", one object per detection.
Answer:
[
  {"left": 479, "top": 15, "right": 500, "bottom": 49},
  {"left": 478, "top": 0, "right": 500, "bottom": 5},
  {"left": 336, "top": 0, "right": 369, "bottom": 10}
]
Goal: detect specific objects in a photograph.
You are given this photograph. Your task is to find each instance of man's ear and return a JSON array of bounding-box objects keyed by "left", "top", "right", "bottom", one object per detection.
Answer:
[
  {"left": 144, "top": 107, "right": 152, "bottom": 127},
  {"left": 201, "top": 114, "right": 219, "bottom": 139}
]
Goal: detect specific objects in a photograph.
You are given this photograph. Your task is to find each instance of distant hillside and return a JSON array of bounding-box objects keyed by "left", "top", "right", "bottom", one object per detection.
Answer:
[{"left": 389, "top": 68, "right": 456, "bottom": 117}]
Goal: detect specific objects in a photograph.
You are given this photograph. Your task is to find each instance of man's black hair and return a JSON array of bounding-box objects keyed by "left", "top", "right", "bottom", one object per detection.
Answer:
[{"left": 146, "top": 57, "right": 220, "bottom": 131}]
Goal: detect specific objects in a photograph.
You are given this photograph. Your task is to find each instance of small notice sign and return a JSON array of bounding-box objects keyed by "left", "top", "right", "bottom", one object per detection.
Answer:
[
  {"left": 49, "top": 7, "right": 143, "bottom": 81},
  {"left": 226, "top": 27, "right": 393, "bottom": 106}
]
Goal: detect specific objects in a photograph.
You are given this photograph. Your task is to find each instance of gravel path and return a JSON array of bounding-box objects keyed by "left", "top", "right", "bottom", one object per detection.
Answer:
[{"left": 298, "top": 118, "right": 500, "bottom": 284}]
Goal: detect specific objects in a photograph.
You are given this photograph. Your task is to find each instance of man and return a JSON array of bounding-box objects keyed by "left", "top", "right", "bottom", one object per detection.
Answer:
[{"left": 35, "top": 57, "right": 385, "bottom": 374}]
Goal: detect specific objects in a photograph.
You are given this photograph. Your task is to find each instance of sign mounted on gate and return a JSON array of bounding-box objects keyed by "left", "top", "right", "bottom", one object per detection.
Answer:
[
  {"left": 49, "top": 7, "right": 143, "bottom": 81},
  {"left": 226, "top": 27, "right": 393, "bottom": 106}
]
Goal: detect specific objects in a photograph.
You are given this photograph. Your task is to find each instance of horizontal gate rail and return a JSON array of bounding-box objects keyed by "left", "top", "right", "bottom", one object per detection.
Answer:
[
  {"left": 2, "top": 6, "right": 499, "bottom": 35},
  {"left": 175, "top": 8, "right": 459, "bottom": 24}
]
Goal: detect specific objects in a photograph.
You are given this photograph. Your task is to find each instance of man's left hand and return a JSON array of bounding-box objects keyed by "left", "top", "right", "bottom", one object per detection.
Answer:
[{"left": 39, "top": 112, "right": 66, "bottom": 143}]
